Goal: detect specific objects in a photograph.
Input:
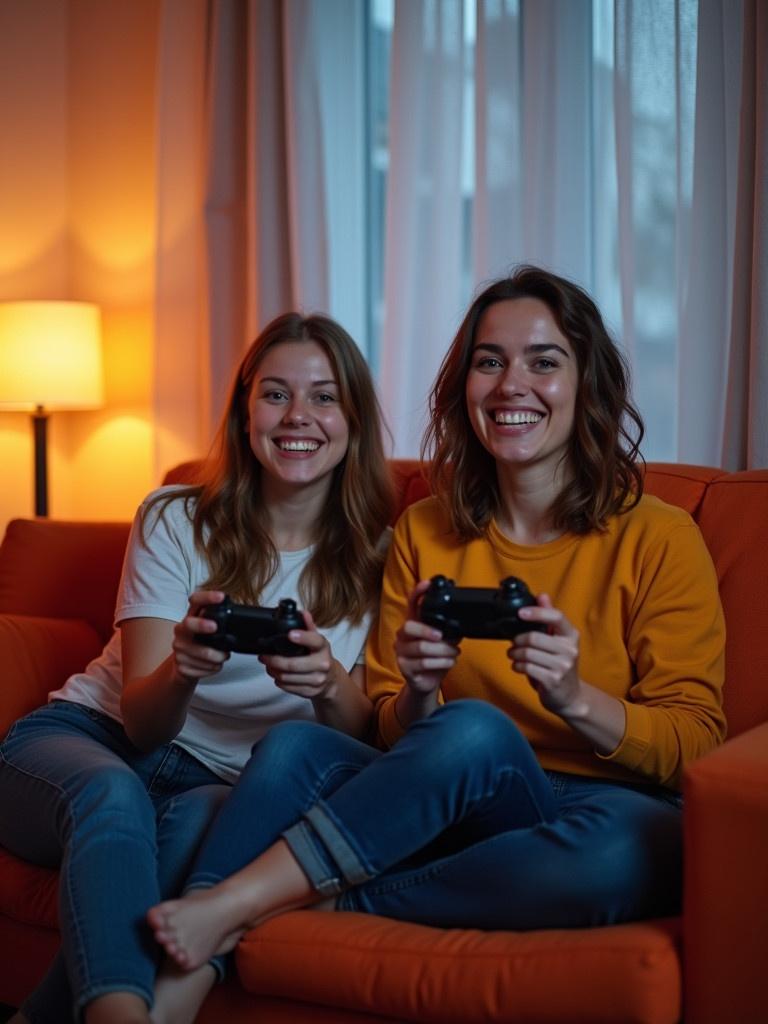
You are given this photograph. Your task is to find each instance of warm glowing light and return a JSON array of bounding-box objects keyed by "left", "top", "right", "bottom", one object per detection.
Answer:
[{"left": 0, "top": 301, "right": 104, "bottom": 410}]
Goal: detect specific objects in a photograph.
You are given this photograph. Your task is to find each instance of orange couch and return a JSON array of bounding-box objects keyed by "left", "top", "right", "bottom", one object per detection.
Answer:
[{"left": 1, "top": 461, "right": 766, "bottom": 1024}]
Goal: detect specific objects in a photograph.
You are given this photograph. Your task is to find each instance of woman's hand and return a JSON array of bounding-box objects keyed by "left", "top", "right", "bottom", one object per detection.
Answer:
[
  {"left": 259, "top": 611, "right": 342, "bottom": 701},
  {"left": 172, "top": 589, "right": 230, "bottom": 684},
  {"left": 511, "top": 594, "right": 627, "bottom": 754},
  {"left": 395, "top": 579, "right": 461, "bottom": 696},
  {"left": 510, "top": 594, "right": 585, "bottom": 716}
]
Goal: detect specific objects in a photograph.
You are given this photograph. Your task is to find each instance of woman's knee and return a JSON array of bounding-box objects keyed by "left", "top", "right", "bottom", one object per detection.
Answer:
[
  {"left": 241, "top": 720, "right": 372, "bottom": 800},
  {"left": 251, "top": 719, "right": 326, "bottom": 759},
  {"left": 251, "top": 720, "right": 370, "bottom": 770},
  {"left": 425, "top": 700, "right": 525, "bottom": 762}
]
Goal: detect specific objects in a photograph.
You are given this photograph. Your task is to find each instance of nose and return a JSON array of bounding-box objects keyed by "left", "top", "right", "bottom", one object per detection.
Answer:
[
  {"left": 496, "top": 362, "right": 529, "bottom": 396},
  {"left": 282, "top": 396, "right": 310, "bottom": 426}
]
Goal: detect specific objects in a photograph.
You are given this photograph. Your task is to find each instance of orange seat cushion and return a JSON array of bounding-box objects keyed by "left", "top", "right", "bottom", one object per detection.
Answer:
[{"left": 236, "top": 911, "right": 682, "bottom": 1023}]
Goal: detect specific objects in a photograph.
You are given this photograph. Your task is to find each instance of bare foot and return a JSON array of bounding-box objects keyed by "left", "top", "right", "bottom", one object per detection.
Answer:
[{"left": 147, "top": 888, "right": 247, "bottom": 970}]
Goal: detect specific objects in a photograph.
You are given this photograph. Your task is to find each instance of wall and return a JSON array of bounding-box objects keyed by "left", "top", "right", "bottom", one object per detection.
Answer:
[{"left": 0, "top": 0, "right": 162, "bottom": 535}]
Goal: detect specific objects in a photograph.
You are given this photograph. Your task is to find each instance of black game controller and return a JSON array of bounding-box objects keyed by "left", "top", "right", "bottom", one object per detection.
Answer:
[
  {"left": 195, "top": 596, "right": 309, "bottom": 656},
  {"left": 418, "top": 575, "right": 547, "bottom": 642}
]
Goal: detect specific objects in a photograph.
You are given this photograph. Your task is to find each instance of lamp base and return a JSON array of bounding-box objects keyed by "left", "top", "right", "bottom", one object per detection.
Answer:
[{"left": 32, "top": 407, "right": 48, "bottom": 517}]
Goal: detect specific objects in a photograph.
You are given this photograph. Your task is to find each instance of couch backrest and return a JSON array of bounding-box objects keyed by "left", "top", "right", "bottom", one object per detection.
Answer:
[
  {"left": 0, "top": 519, "right": 131, "bottom": 643},
  {"left": 2, "top": 461, "right": 763, "bottom": 739},
  {"left": 373, "top": 461, "right": 768, "bottom": 739}
]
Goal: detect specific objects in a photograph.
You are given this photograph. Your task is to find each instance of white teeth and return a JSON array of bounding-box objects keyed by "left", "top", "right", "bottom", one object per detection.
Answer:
[
  {"left": 278, "top": 440, "right": 320, "bottom": 452},
  {"left": 494, "top": 411, "right": 543, "bottom": 425}
]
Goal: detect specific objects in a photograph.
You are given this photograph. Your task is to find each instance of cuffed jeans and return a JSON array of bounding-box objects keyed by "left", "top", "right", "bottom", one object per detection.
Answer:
[
  {"left": 0, "top": 700, "right": 230, "bottom": 1022},
  {"left": 184, "top": 699, "right": 682, "bottom": 931}
]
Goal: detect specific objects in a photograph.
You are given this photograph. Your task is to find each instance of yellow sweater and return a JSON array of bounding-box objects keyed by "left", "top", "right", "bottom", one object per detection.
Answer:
[{"left": 367, "top": 494, "right": 726, "bottom": 789}]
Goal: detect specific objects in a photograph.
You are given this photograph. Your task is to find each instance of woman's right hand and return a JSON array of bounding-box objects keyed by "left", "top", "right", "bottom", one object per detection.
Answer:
[
  {"left": 172, "top": 589, "right": 230, "bottom": 683},
  {"left": 394, "top": 579, "right": 461, "bottom": 695}
]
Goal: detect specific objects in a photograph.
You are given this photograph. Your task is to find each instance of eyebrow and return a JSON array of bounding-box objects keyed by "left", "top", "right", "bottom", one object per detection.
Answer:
[
  {"left": 259, "top": 376, "right": 339, "bottom": 387},
  {"left": 473, "top": 342, "right": 571, "bottom": 358}
]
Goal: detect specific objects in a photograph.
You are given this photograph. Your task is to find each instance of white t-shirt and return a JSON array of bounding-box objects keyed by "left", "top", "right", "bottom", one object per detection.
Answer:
[{"left": 51, "top": 487, "right": 376, "bottom": 783}]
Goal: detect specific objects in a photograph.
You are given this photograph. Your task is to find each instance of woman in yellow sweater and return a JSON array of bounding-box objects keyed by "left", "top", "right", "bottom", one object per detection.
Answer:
[{"left": 146, "top": 266, "right": 725, "bottom": 1021}]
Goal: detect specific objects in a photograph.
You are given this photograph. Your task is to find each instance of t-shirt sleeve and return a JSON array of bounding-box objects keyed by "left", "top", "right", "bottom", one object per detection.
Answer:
[
  {"left": 599, "top": 518, "right": 726, "bottom": 788},
  {"left": 114, "top": 490, "right": 197, "bottom": 627}
]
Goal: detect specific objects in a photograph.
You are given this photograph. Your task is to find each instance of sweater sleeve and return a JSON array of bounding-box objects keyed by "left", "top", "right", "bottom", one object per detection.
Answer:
[{"left": 598, "top": 519, "right": 726, "bottom": 788}]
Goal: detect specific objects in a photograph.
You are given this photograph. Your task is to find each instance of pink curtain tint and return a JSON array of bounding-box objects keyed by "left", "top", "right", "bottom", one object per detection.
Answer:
[
  {"left": 152, "top": 0, "right": 344, "bottom": 465},
  {"left": 152, "top": 0, "right": 211, "bottom": 479}
]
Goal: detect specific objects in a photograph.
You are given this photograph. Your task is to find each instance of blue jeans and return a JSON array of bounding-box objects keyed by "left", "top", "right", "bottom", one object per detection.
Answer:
[
  {"left": 0, "top": 700, "right": 230, "bottom": 1022},
  {"left": 185, "top": 700, "right": 682, "bottom": 930}
]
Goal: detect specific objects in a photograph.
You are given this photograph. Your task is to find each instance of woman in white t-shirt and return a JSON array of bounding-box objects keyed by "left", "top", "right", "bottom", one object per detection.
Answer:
[{"left": 0, "top": 312, "right": 392, "bottom": 1024}]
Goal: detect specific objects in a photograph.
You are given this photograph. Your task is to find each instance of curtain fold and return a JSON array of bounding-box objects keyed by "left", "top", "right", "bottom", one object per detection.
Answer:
[
  {"left": 148, "top": 0, "right": 765, "bottom": 470},
  {"left": 380, "top": 0, "right": 468, "bottom": 455},
  {"left": 152, "top": 0, "right": 210, "bottom": 478},
  {"left": 722, "top": 0, "right": 768, "bottom": 469},
  {"left": 677, "top": 0, "right": 741, "bottom": 465}
]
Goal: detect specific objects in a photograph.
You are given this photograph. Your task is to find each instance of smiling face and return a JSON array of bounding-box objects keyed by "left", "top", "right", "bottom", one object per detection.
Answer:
[
  {"left": 246, "top": 339, "right": 349, "bottom": 498},
  {"left": 465, "top": 297, "right": 579, "bottom": 480}
]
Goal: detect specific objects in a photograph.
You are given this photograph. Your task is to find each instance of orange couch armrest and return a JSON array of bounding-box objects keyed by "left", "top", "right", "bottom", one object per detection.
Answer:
[{"left": 683, "top": 722, "right": 768, "bottom": 1024}]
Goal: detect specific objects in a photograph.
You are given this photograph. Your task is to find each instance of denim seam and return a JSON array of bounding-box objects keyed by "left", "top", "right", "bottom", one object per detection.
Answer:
[
  {"left": 306, "top": 759, "right": 374, "bottom": 808},
  {"left": 146, "top": 744, "right": 179, "bottom": 797}
]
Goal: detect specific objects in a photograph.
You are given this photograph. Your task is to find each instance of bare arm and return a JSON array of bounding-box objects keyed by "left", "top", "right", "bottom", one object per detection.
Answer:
[{"left": 120, "top": 590, "right": 228, "bottom": 751}]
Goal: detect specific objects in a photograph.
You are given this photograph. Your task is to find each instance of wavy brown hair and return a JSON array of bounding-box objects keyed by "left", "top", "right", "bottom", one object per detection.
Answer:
[
  {"left": 423, "top": 266, "right": 645, "bottom": 538},
  {"left": 145, "top": 313, "right": 393, "bottom": 626}
]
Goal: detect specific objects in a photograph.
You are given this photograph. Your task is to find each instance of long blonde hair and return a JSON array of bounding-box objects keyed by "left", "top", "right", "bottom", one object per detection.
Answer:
[{"left": 145, "top": 313, "right": 393, "bottom": 625}]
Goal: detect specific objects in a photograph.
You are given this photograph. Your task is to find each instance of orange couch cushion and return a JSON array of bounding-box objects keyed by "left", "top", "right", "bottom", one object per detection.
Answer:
[
  {"left": 694, "top": 470, "right": 768, "bottom": 736},
  {"left": 0, "top": 850, "right": 58, "bottom": 931},
  {"left": 0, "top": 520, "right": 131, "bottom": 643},
  {"left": 236, "top": 911, "right": 682, "bottom": 1024}
]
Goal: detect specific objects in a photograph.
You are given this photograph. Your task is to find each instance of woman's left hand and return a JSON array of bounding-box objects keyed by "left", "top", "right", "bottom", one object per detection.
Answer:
[
  {"left": 509, "top": 594, "right": 586, "bottom": 717},
  {"left": 259, "top": 611, "right": 341, "bottom": 701}
]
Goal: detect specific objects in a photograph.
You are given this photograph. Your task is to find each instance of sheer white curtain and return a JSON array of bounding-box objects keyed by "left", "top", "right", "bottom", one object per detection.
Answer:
[
  {"left": 204, "top": 0, "right": 366, "bottom": 405},
  {"left": 380, "top": 0, "right": 763, "bottom": 466},
  {"left": 150, "top": 0, "right": 764, "bottom": 468},
  {"left": 379, "top": 0, "right": 469, "bottom": 456},
  {"left": 151, "top": 0, "right": 368, "bottom": 465}
]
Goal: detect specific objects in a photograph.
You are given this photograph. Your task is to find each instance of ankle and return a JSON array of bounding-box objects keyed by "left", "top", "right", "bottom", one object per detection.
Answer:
[{"left": 84, "top": 991, "right": 150, "bottom": 1024}]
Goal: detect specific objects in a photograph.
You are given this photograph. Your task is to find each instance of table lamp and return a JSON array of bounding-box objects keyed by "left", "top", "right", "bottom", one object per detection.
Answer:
[{"left": 0, "top": 301, "right": 104, "bottom": 517}]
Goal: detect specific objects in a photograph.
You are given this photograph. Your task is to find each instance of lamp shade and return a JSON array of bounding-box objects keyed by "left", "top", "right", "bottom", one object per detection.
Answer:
[{"left": 0, "top": 301, "right": 104, "bottom": 410}]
